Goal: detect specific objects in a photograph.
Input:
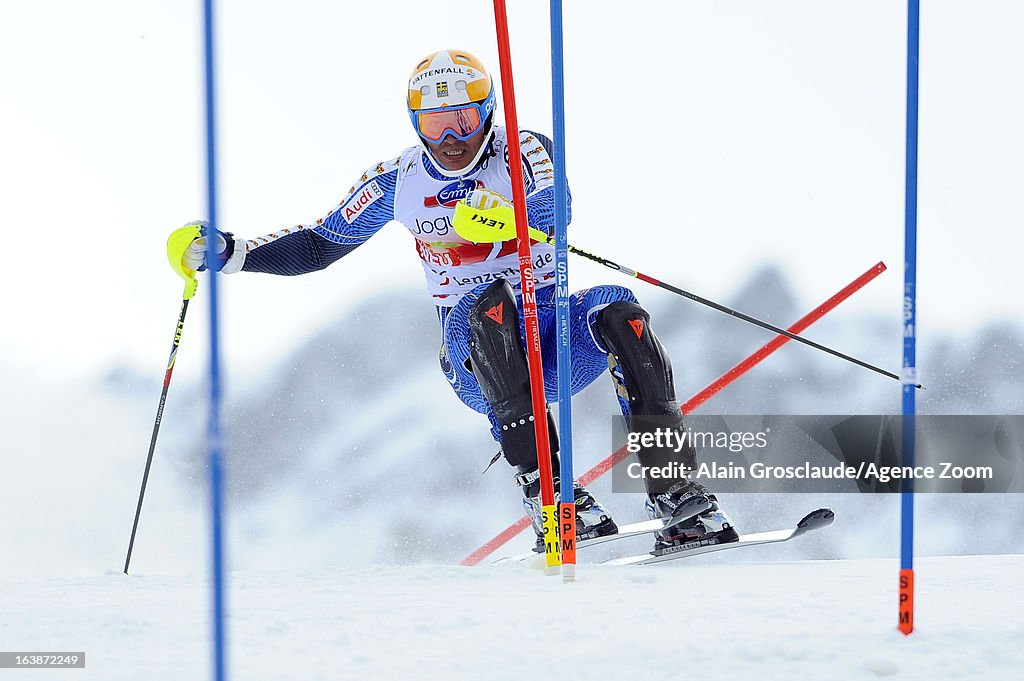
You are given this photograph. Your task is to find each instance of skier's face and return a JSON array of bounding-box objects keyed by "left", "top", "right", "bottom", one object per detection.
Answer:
[{"left": 423, "top": 125, "right": 487, "bottom": 173}]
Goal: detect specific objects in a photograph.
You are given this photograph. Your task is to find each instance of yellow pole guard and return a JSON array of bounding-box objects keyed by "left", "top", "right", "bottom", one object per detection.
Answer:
[
  {"left": 166, "top": 224, "right": 202, "bottom": 300},
  {"left": 452, "top": 201, "right": 549, "bottom": 245},
  {"left": 542, "top": 503, "right": 561, "bottom": 573}
]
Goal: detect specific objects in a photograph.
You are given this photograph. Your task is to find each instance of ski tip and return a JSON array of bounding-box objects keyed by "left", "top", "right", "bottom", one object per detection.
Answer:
[{"left": 796, "top": 508, "right": 835, "bottom": 533}]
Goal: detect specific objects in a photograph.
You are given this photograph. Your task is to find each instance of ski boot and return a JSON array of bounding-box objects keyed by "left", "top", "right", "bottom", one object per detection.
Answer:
[
  {"left": 519, "top": 470, "right": 618, "bottom": 552},
  {"left": 646, "top": 479, "right": 739, "bottom": 553}
]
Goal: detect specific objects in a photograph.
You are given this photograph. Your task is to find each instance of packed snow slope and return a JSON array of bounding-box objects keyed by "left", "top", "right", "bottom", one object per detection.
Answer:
[{"left": 2, "top": 554, "right": 1021, "bottom": 681}]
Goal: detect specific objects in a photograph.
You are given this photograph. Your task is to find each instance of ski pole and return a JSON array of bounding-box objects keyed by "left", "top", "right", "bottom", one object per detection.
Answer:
[
  {"left": 452, "top": 204, "right": 920, "bottom": 389},
  {"left": 123, "top": 227, "right": 201, "bottom": 574},
  {"left": 562, "top": 239, "right": 913, "bottom": 386}
]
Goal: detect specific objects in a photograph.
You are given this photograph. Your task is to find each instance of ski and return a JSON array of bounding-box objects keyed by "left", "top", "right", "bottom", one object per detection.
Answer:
[
  {"left": 494, "top": 496, "right": 712, "bottom": 563},
  {"left": 604, "top": 508, "right": 835, "bottom": 566}
]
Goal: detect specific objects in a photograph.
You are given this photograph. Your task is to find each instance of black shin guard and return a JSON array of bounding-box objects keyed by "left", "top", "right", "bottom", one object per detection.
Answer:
[
  {"left": 596, "top": 301, "right": 694, "bottom": 492},
  {"left": 596, "top": 301, "right": 678, "bottom": 418},
  {"left": 469, "top": 279, "right": 559, "bottom": 479}
]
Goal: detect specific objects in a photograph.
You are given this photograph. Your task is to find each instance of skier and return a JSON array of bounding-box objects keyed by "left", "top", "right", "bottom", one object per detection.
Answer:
[{"left": 168, "top": 49, "right": 737, "bottom": 553}]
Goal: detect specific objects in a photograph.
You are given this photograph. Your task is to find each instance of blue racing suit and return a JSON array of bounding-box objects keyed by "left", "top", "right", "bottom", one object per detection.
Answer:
[{"left": 236, "top": 126, "right": 638, "bottom": 441}]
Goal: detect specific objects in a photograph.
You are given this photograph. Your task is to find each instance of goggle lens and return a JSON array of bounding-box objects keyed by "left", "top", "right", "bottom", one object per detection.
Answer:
[{"left": 416, "top": 106, "right": 483, "bottom": 142}]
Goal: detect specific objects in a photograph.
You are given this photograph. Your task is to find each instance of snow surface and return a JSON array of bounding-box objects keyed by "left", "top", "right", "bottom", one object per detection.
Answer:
[
  {"left": 1, "top": 276, "right": 1019, "bottom": 681},
  {"left": 2, "top": 555, "right": 1021, "bottom": 681}
]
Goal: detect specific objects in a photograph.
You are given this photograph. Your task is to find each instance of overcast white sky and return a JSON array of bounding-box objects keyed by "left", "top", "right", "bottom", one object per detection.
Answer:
[{"left": 0, "top": 1, "right": 1020, "bottom": 386}]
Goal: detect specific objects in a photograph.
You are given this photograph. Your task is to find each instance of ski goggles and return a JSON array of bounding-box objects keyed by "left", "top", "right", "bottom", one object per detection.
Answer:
[{"left": 414, "top": 102, "right": 488, "bottom": 143}]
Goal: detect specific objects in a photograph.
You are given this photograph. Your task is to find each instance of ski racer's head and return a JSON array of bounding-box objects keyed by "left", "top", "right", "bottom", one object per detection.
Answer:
[{"left": 407, "top": 49, "right": 496, "bottom": 178}]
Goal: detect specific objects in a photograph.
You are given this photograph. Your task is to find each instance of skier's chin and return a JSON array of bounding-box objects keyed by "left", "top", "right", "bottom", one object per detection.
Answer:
[
  {"left": 433, "top": 147, "right": 470, "bottom": 171},
  {"left": 425, "top": 130, "right": 486, "bottom": 173}
]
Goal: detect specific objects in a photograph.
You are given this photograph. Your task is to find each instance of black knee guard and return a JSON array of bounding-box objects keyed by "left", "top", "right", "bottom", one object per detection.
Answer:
[
  {"left": 595, "top": 301, "right": 679, "bottom": 418},
  {"left": 596, "top": 301, "right": 694, "bottom": 484},
  {"left": 469, "top": 279, "right": 559, "bottom": 474}
]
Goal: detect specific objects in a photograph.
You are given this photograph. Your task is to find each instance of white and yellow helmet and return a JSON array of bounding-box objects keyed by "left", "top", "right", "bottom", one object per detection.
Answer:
[{"left": 407, "top": 49, "right": 497, "bottom": 176}]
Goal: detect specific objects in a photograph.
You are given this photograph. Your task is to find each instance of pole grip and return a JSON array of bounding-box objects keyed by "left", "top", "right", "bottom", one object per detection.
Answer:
[{"left": 166, "top": 225, "right": 202, "bottom": 300}]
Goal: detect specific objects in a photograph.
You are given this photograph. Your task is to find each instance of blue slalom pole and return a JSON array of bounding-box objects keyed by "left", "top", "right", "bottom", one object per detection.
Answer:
[
  {"left": 899, "top": 0, "right": 919, "bottom": 636},
  {"left": 549, "top": 0, "right": 576, "bottom": 580},
  {"left": 201, "top": 0, "right": 228, "bottom": 675}
]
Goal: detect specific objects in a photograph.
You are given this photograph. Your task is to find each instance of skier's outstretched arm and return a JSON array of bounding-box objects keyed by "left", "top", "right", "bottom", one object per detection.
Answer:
[{"left": 170, "top": 159, "right": 400, "bottom": 276}]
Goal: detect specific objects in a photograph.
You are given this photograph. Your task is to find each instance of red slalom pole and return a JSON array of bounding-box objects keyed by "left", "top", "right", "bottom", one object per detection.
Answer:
[
  {"left": 491, "top": 0, "right": 560, "bottom": 573},
  {"left": 459, "top": 261, "right": 887, "bottom": 566}
]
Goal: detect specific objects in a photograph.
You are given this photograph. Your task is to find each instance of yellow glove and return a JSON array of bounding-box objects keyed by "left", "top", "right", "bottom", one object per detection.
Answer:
[{"left": 465, "top": 187, "right": 512, "bottom": 211}]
